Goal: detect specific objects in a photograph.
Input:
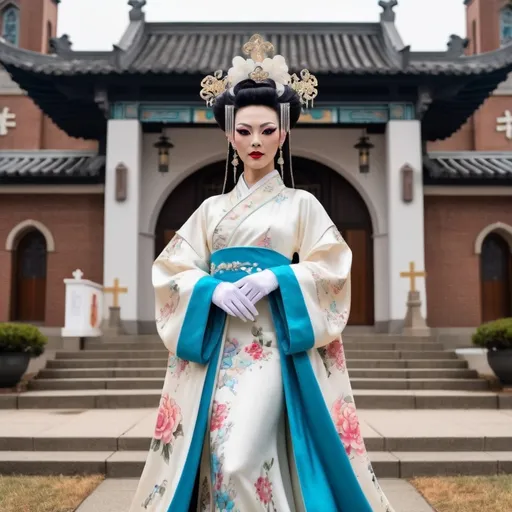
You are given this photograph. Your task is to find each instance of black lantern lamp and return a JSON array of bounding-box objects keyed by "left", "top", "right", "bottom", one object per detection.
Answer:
[
  {"left": 154, "top": 132, "right": 174, "bottom": 173},
  {"left": 354, "top": 132, "right": 374, "bottom": 174}
]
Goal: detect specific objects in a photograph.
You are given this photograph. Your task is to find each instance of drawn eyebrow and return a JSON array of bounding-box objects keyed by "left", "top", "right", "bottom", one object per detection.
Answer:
[{"left": 236, "top": 122, "right": 277, "bottom": 129}]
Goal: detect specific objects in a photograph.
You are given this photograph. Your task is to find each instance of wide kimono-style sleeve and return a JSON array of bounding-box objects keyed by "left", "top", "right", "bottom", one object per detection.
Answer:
[
  {"left": 271, "top": 191, "right": 352, "bottom": 352},
  {"left": 152, "top": 200, "right": 223, "bottom": 364}
]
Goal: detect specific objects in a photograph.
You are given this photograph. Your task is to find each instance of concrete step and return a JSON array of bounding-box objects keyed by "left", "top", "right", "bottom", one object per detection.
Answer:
[
  {"left": 36, "top": 367, "right": 478, "bottom": 380},
  {"left": 93, "top": 334, "right": 437, "bottom": 345},
  {"left": 85, "top": 341, "right": 446, "bottom": 352},
  {"left": 2, "top": 389, "right": 511, "bottom": 410},
  {"left": 0, "top": 450, "right": 510, "bottom": 478},
  {"left": 3, "top": 431, "right": 510, "bottom": 454},
  {"left": 55, "top": 349, "right": 458, "bottom": 360},
  {"left": 29, "top": 377, "right": 488, "bottom": 392},
  {"left": 45, "top": 358, "right": 469, "bottom": 370}
]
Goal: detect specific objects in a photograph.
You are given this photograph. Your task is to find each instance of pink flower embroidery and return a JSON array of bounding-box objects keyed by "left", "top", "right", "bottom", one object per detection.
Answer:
[
  {"left": 331, "top": 278, "right": 345, "bottom": 295},
  {"left": 154, "top": 394, "right": 182, "bottom": 445},
  {"left": 211, "top": 401, "right": 229, "bottom": 431},
  {"left": 326, "top": 340, "right": 346, "bottom": 371},
  {"left": 245, "top": 342, "right": 264, "bottom": 360},
  {"left": 156, "top": 282, "right": 180, "bottom": 327},
  {"left": 177, "top": 358, "right": 189, "bottom": 374},
  {"left": 332, "top": 397, "right": 365, "bottom": 456},
  {"left": 255, "top": 476, "right": 272, "bottom": 504}
]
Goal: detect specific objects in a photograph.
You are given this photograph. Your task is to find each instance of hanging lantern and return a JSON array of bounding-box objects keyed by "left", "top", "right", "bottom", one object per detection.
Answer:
[
  {"left": 354, "top": 132, "right": 374, "bottom": 174},
  {"left": 154, "top": 132, "right": 174, "bottom": 173}
]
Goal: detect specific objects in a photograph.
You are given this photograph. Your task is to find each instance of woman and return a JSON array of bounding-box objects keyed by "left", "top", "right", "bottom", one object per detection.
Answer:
[{"left": 130, "top": 35, "right": 394, "bottom": 512}]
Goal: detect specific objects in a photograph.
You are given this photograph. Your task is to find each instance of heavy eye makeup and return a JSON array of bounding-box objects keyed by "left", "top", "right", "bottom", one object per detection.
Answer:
[{"left": 235, "top": 126, "right": 277, "bottom": 136}]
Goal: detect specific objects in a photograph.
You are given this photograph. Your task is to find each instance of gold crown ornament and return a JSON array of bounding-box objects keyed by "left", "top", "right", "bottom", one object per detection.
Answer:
[{"left": 199, "top": 34, "right": 318, "bottom": 109}]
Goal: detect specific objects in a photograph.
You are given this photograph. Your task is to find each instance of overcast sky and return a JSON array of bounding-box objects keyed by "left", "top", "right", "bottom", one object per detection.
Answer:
[{"left": 57, "top": 0, "right": 466, "bottom": 52}]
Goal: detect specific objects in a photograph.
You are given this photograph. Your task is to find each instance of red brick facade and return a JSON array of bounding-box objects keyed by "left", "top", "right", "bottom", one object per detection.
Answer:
[
  {"left": 424, "top": 196, "right": 512, "bottom": 327},
  {"left": 424, "top": 0, "right": 512, "bottom": 328},
  {"left": 0, "top": 0, "right": 511, "bottom": 329},
  {"left": 0, "top": 194, "right": 104, "bottom": 326},
  {"left": 0, "top": 0, "right": 97, "bottom": 152}
]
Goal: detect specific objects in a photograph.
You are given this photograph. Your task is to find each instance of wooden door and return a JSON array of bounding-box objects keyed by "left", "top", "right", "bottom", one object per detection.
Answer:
[
  {"left": 481, "top": 233, "right": 511, "bottom": 322},
  {"left": 13, "top": 230, "right": 47, "bottom": 322},
  {"left": 343, "top": 229, "right": 373, "bottom": 325},
  {"left": 155, "top": 157, "right": 375, "bottom": 325}
]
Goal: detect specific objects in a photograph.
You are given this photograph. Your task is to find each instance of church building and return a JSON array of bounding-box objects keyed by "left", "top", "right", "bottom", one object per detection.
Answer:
[{"left": 0, "top": 0, "right": 511, "bottom": 335}]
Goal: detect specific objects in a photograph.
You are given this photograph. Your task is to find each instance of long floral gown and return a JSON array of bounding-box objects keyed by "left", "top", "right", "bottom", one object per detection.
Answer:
[{"left": 129, "top": 170, "right": 395, "bottom": 512}]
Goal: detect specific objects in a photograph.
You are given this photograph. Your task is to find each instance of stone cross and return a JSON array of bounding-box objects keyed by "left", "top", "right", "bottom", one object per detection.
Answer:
[
  {"left": 104, "top": 278, "right": 128, "bottom": 308},
  {"left": 400, "top": 261, "right": 426, "bottom": 293},
  {"left": 72, "top": 269, "right": 84, "bottom": 280},
  {"left": 497, "top": 110, "right": 512, "bottom": 140},
  {"left": 0, "top": 106, "right": 16, "bottom": 136}
]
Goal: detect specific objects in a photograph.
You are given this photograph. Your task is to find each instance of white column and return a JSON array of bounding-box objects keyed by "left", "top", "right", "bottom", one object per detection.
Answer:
[
  {"left": 104, "top": 119, "right": 142, "bottom": 334},
  {"left": 373, "top": 233, "right": 389, "bottom": 332},
  {"left": 385, "top": 120, "right": 426, "bottom": 332}
]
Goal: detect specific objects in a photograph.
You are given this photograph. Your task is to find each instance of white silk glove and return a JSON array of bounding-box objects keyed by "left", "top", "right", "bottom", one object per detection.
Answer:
[
  {"left": 234, "top": 269, "right": 279, "bottom": 304},
  {"left": 212, "top": 282, "right": 259, "bottom": 322}
]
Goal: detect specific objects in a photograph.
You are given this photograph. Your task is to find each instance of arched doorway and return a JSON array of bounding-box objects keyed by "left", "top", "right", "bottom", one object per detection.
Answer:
[
  {"left": 10, "top": 229, "right": 47, "bottom": 322},
  {"left": 155, "top": 157, "right": 374, "bottom": 325},
  {"left": 480, "top": 232, "right": 512, "bottom": 322}
]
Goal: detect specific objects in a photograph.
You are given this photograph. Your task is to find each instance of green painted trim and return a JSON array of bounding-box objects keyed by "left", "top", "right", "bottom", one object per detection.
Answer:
[{"left": 109, "top": 102, "right": 415, "bottom": 124}]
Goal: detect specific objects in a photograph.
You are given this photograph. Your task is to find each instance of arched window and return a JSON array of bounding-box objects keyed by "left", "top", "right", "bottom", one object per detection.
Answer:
[
  {"left": 2, "top": 5, "right": 19, "bottom": 47},
  {"left": 501, "top": 6, "right": 512, "bottom": 47},
  {"left": 480, "top": 233, "right": 511, "bottom": 323}
]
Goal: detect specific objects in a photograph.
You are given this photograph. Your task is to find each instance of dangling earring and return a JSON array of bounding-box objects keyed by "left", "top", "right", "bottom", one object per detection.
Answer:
[
  {"left": 277, "top": 144, "right": 284, "bottom": 178},
  {"left": 232, "top": 146, "right": 239, "bottom": 182},
  {"left": 287, "top": 132, "right": 295, "bottom": 188}
]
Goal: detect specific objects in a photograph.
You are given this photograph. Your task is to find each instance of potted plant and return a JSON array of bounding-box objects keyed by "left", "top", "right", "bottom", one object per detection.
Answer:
[
  {"left": 0, "top": 323, "right": 47, "bottom": 388},
  {"left": 472, "top": 317, "right": 512, "bottom": 386}
]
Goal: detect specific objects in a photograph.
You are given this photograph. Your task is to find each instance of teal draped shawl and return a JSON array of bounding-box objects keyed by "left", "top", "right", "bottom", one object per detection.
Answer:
[{"left": 168, "top": 247, "right": 372, "bottom": 512}]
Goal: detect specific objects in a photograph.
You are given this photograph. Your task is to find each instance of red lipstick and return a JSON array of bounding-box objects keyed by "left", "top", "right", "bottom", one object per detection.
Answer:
[{"left": 249, "top": 151, "right": 263, "bottom": 159}]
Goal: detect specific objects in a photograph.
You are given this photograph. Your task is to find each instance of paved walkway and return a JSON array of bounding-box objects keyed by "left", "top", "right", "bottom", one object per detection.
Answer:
[{"left": 76, "top": 478, "right": 435, "bottom": 512}]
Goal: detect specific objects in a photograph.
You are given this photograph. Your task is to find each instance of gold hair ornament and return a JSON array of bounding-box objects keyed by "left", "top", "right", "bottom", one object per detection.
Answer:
[
  {"left": 199, "top": 34, "right": 318, "bottom": 108},
  {"left": 200, "top": 70, "right": 228, "bottom": 108}
]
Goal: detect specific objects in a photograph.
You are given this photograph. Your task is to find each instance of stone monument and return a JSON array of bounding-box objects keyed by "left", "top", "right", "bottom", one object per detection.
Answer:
[
  {"left": 102, "top": 277, "right": 128, "bottom": 337},
  {"left": 400, "top": 261, "right": 431, "bottom": 336}
]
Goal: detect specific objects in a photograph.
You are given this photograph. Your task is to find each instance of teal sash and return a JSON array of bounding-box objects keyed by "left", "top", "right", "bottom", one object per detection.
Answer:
[{"left": 168, "top": 247, "right": 372, "bottom": 512}]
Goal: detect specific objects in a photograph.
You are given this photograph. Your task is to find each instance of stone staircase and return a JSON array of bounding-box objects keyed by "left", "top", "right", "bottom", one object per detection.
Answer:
[
  {"left": 1, "top": 333, "right": 512, "bottom": 478},
  {"left": 1, "top": 334, "right": 509, "bottom": 410}
]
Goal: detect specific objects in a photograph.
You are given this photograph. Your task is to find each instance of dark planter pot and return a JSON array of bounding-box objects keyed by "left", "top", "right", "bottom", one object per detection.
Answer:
[
  {"left": 0, "top": 352, "right": 30, "bottom": 388},
  {"left": 487, "top": 349, "right": 512, "bottom": 386}
]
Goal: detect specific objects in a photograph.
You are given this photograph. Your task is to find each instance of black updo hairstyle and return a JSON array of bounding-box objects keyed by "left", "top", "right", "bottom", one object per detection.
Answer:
[{"left": 212, "top": 78, "right": 302, "bottom": 190}]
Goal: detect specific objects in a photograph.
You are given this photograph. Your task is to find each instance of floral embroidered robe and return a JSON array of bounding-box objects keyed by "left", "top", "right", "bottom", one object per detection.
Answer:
[{"left": 129, "top": 170, "right": 395, "bottom": 512}]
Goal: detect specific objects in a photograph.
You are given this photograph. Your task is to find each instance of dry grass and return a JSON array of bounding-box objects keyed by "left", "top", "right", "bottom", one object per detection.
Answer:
[
  {"left": 411, "top": 475, "right": 512, "bottom": 512},
  {"left": 0, "top": 474, "right": 105, "bottom": 512}
]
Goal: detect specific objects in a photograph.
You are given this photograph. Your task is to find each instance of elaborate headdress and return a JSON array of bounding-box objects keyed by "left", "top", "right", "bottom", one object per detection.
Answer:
[{"left": 199, "top": 34, "right": 318, "bottom": 191}]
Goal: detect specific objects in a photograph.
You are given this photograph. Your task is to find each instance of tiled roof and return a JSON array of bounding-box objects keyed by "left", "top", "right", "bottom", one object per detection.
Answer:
[
  {"left": 127, "top": 28, "right": 402, "bottom": 75},
  {"left": 0, "top": 152, "right": 105, "bottom": 179},
  {"left": 425, "top": 152, "right": 512, "bottom": 180},
  {"left": 0, "top": 23, "right": 510, "bottom": 77}
]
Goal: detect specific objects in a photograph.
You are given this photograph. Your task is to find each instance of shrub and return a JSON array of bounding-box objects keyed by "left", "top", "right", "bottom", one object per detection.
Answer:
[
  {"left": 472, "top": 317, "right": 512, "bottom": 351},
  {"left": 0, "top": 323, "right": 47, "bottom": 357}
]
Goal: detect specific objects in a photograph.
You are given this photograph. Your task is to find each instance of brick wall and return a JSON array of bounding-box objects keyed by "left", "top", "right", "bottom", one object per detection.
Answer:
[
  {"left": 0, "top": 0, "right": 99, "bottom": 152},
  {"left": 424, "top": 195, "right": 512, "bottom": 327},
  {"left": 0, "top": 95, "right": 98, "bottom": 151},
  {"left": 0, "top": 194, "right": 104, "bottom": 326},
  {"left": 427, "top": 118, "right": 474, "bottom": 152},
  {"left": 465, "top": 0, "right": 506, "bottom": 54}
]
